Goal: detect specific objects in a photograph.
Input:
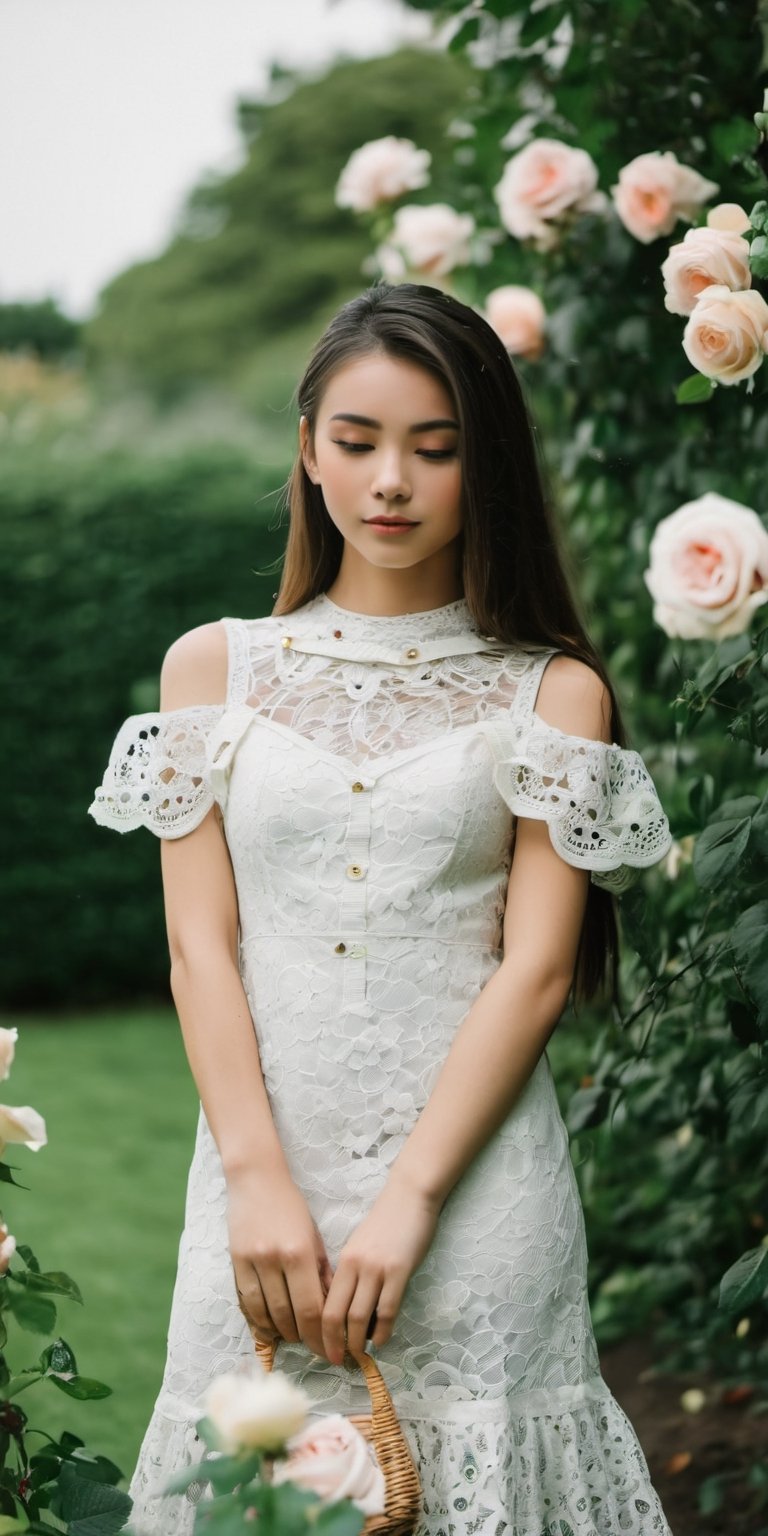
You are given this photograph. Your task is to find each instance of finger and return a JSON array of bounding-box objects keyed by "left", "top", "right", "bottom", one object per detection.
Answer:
[
  {"left": 369, "top": 1272, "right": 404, "bottom": 1350},
  {"left": 257, "top": 1265, "right": 301, "bottom": 1344},
  {"left": 234, "top": 1267, "right": 276, "bottom": 1339},
  {"left": 345, "top": 1275, "right": 383, "bottom": 1361},
  {"left": 321, "top": 1263, "right": 359, "bottom": 1364},
  {"left": 283, "top": 1256, "right": 330, "bottom": 1359}
]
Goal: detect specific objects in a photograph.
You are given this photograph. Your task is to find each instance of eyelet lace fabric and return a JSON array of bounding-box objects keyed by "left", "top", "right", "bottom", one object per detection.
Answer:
[{"left": 89, "top": 593, "right": 672, "bottom": 1535}]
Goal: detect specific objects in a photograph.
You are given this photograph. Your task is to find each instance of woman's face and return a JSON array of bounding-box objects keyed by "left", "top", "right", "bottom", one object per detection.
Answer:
[{"left": 300, "top": 351, "right": 463, "bottom": 574}]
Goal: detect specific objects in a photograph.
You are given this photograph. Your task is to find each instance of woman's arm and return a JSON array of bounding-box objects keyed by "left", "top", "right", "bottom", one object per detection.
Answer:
[
  {"left": 321, "top": 656, "right": 613, "bottom": 1364},
  {"left": 159, "top": 624, "right": 334, "bottom": 1359}
]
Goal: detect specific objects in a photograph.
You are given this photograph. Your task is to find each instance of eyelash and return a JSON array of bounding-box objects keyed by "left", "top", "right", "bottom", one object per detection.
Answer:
[{"left": 331, "top": 441, "right": 457, "bottom": 460}]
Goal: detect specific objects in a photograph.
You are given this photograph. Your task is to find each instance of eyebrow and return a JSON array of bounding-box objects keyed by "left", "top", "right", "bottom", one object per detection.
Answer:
[{"left": 329, "top": 413, "right": 459, "bottom": 432}]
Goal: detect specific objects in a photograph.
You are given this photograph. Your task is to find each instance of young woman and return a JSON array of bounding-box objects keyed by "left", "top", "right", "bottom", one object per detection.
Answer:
[{"left": 90, "top": 281, "right": 674, "bottom": 1535}]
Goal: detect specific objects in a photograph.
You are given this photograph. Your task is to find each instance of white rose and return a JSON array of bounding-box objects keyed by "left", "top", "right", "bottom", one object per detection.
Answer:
[
  {"left": 611, "top": 150, "right": 719, "bottom": 243},
  {"left": 272, "top": 1413, "right": 386, "bottom": 1517},
  {"left": 202, "top": 1369, "right": 310, "bottom": 1454},
  {"left": 0, "top": 1028, "right": 18, "bottom": 1083},
  {"left": 707, "top": 203, "right": 751, "bottom": 234},
  {"left": 484, "top": 285, "right": 546, "bottom": 358},
  {"left": 682, "top": 285, "right": 768, "bottom": 383},
  {"left": 387, "top": 203, "right": 475, "bottom": 276},
  {"left": 0, "top": 1225, "right": 16, "bottom": 1274},
  {"left": 335, "top": 136, "right": 431, "bottom": 213},
  {"left": 661, "top": 226, "right": 752, "bottom": 316},
  {"left": 0, "top": 1104, "right": 47, "bottom": 1154},
  {"left": 494, "top": 138, "right": 603, "bottom": 246},
  {"left": 643, "top": 491, "right": 768, "bottom": 640}
]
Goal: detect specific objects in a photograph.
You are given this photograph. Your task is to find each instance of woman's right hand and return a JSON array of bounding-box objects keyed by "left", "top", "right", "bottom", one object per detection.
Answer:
[{"left": 226, "top": 1167, "right": 335, "bottom": 1361}]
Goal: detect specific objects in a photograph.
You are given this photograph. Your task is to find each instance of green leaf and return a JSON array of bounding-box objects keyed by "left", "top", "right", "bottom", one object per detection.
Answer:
[
  {"left": 39, "top": 1340, "right": 77, "bottom": 1376},
  {"left": 749, "top": 199, "right": 768, "bottom": 232},
  {"left": 692, "top": 816, "right": 751, "bottom": 887},
  {"left": 749, "top": 234, "right": 768, "bottom": 279},
  {"left": 48, "top": 1463, "right": 132, "bottom": 1534},
  {"left": 675, "top": 373, "right": 714, "bottom": 405},
  {"left": 313, "top": 1501, "right": 366, "bottom": 1535},
  {"left": 3, "top": 1369, "right": 42, "bottom": 1398},
  {"left": 14, "top": 1247, "right": 40, "bottom": 1275},
  {"left": 0, "top": 1519, "right": 30, "bottom": 1533},
  {"left": 0, "top": 1167, "right": 27, "bottom": 1190},
  {"left": 4, "top": 1284, "right": 56, "bottom": 1336},
  {"left": 566, "top": 1085, "right": 610, "bottom": 1133},
  {"left": 11, "top": 1272, "right": 82, "bottom": 1305},
  {"left": 46, "top": 1375, "right": 112, "bottom": 1401},
  {"left": 69, "top": 1451, "right": 125, "bottom": 1489},
  {"left": 731, "top": 903, "right": 768, "bottom": 1026},
  {"left": 718, "top": 1244, "right": 768, "bottom": 1311}
]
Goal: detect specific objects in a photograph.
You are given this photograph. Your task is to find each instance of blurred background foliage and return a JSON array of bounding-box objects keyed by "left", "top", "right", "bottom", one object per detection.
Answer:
[{"left": 2, "top": 0, "right": 768, "bottom": 1514}]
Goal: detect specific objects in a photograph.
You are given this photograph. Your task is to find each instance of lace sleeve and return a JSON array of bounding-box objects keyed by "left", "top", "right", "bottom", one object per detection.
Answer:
[
  {"left": 483, "top": 714, "right": 673, "bottom": 894},
  {"left": 87, "top": 704, "right": 226, "bottom": 839}
]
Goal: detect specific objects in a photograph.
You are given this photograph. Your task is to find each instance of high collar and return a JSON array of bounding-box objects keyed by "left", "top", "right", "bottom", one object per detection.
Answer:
[{"left": 274, "top": 591, "right": 501, "bottom": 666}]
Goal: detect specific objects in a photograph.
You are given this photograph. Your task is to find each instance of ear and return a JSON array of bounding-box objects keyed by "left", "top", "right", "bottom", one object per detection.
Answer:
[{"left": 299, "top": 416, "right": 320, "bottom": 484}]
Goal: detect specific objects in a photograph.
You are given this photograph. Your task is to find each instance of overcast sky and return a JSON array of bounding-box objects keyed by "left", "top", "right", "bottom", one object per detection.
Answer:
[{"left": 1, "top": 0, "right": 432, "bottom": 317}]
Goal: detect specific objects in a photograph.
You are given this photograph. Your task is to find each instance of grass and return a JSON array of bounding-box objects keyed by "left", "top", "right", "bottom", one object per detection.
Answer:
[{"left": 0, "top": 1007, "right": 198, "bottom": 1483}]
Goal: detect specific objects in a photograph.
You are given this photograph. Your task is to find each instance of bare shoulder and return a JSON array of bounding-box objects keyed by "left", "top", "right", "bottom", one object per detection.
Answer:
[
  {"left": 160, "top": 621, "right": 229, "bottom": 711},
  {"left": 534, "top": 652, "right": 613, "bottom": 746}
]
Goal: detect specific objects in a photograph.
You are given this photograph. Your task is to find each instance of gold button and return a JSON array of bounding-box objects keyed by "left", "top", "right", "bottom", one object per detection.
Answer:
[
  {"left": 404, "top": 646, "right": 419, "bottom": 659},
  {"left": 346, "top": 863, "right": 364, "bottom": 879},
  {"left": 351, "top": 780, "right": 365, "bottom": 793},
  {"left": 281, "top": 635, "right": 292, "bottom": 649},
  {"left": 334, "top": 942, "right": 346, "bottom": 954}
]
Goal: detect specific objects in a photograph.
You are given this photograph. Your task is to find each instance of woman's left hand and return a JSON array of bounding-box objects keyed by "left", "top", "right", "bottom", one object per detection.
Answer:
[{"left": 321, "top": 1176, "right": 441, "bottom": 1363}]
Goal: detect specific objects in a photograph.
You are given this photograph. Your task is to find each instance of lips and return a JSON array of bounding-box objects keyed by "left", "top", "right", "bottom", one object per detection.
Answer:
[{"left": 364, "top": 517, "right": 419, "bottom": 526}]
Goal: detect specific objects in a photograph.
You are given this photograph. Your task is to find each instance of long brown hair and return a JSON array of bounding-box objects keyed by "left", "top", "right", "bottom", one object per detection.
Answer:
[{"left": 273, "top": 281, "right": 631, "bottom": 1013}]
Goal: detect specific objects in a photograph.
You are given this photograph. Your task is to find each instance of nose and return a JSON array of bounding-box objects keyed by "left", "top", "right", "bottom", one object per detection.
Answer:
[{"left": 370, "top": 448, "right": 411, "bottom": 503}]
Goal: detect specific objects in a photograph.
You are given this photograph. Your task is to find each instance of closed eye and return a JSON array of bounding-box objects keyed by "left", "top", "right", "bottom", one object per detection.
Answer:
[{"left": 331, "top": 441, "right": 456, "bottom": 460}]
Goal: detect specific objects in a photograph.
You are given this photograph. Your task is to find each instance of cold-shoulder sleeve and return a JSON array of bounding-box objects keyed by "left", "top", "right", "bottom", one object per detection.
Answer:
[
  {"left": 483, "top": 711, "right": 673, "bottom": 895},
  {"left": 87, "top": 704, "right": 227, "bottom": 839}
]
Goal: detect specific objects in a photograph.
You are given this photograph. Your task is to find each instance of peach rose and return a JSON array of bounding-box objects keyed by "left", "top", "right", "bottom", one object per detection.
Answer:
[
  {"left": 0, "top": 1104, "right": 47, "bottom": 1154},
  {"left": 682, "top": 285, "right": 768, "bottom": 383},
  {"left": 203, "top": 1369, "right": 310, "bottom": 1454},
  {"left": 0, "top": 1028, "right": 18, "bottom": 1083},
  {"left": 0, "top": 1224, "right": 16, "bottom": 1274},
  {"left": 643, "top": 491, "right": 768, "bottom": 640},
  {"left": 484, "top": 285, "right": 546, "bottom": 358},
  {"left": 494, "top": 138, "right": 604, "bottom": 248},
  {"left": 384, "top": 203, "right": 475, "bottom": 276},
  {"left": 707, "top": 203, "right": 752, "bottom": 234},
  {"left": 272, "top": 1413, "right": 386, "bottom": 1517},
  {"left": 335, "top": 136, "right": 431, "bottom": 213},
  {"left": 611, "top": 151, "right": 719, "bottom": 243},
  {"left": 662, "top": 226, "right": 752, "bottom": 316}
]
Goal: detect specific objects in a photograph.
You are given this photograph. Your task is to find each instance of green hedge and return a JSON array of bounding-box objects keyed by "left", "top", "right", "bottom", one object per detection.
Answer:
[{"left": 1, "top": 445, "right": 288, "bottom": 1008}]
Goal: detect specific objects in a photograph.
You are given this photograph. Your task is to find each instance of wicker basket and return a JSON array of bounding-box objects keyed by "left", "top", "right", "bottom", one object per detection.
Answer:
[{"left": 250, "top": 1327, "right": 422, "bottom": 1536}]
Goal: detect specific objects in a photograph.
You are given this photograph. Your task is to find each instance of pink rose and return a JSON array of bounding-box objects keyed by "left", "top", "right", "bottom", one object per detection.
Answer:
[
  {"left": 484, "top": 286, "right": 546, "bottom": 358},
  {"left": 682, "top": 285, "right": 768, "bottom": 384},
  {"left": 493, "top": 138, "right": 604, "bottom": 248},
  {"left": 612, "top": 151, "right": 719, "bottom": 243},
  {"left": 643, "top": 491, "right": 768, "bottom": 640},
  {"left": 662, "top": 226, "right": 752, "bottom": 316},
  {"left": 272, "top": 1413, "right": 386, "bottom": 1517},
  {"left": 383, "top": 203, "right": 475, "bottom": 277},
  {"left": 335, "top": 137, "right": 431, "bottom": 213}
]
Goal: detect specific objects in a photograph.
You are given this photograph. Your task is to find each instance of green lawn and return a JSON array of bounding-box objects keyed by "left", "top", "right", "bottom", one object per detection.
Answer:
[{"left": 0, "top": 1008, "right": 199, "bottom": 1485}]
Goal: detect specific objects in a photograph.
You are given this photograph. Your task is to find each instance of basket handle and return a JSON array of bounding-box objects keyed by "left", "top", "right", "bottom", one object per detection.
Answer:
[{"left": 249, "top": 1324, "right": 382, "bottom": 1398}]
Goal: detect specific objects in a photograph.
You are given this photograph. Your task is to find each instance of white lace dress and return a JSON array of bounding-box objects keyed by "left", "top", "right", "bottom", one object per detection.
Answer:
[{"left": 89, "top": 592, "right": 674, "bottom": 1536}]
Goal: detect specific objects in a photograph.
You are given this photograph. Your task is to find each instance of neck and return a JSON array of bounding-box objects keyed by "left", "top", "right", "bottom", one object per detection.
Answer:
[{"left": 325, "top": 546, "right": 464, "bottom": 617}]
